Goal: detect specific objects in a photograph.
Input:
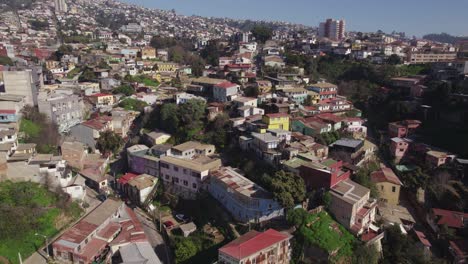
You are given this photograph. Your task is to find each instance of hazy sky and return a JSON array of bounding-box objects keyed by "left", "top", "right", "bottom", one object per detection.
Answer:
[{"left": 121, "top": 0, "right": 468, "bottom": 37}]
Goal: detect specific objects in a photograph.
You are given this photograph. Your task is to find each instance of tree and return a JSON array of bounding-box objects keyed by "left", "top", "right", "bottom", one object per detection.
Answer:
[
  {"left": 353, "top": 243, "right": 379, "bottom": 264},
  {"left": 113, "top": 84, "right": 135, "bottom": 96},
  {"left": 152, "top": 64, "right": 159, "bottom": 71},
  {"left": 244, "top": 85, "right": 260, "bottom": 97},
  {"left": 382, "top": 225, "right": 428, "bottom": 264},
  {"left": 158, "top": 103, "right": 180, "bottom": 134},
  {"left": 200, "top": 41, "right": 220, "bottom": 66},
  {"left": 174, "top": 238, "right": 198, "bottom": 263},
  {"left": 0, "top": 56, "right": 13, "bottom": 66},
  {"left": 79, "top": 67, "right": 97, "bottom": 82},
  {"left": 150, "top": 36, "right": 177, "bottom": 49},
  {"left": 204, "top": 114, "right": 230, "bottom": 150},
  {"left": 386, "top": 54, "right": 402, "bottom": 65},
  {"left": 96, "top": 130, "right": 123, "bottom": 155},
  {"left": 97, "top": 59, "right": 111, "bottom": 70},
  {"left": 251, "top": 25, "right": 273, "bottom": 43},
  {"left": 119, "top": 98, "right": 148, "bottom": 112},
  {"left": 169, "top": 46, "right": 185, "bottom": 63},
  {"left": 352, "top": 163, "right": 379, "bottom": 198},
  {"left": 20, "top": 105, "right": 60, "bottom": 154},
  {"left": 190, "top": 57, "right": 205, "bottom": 77},
  {"left": 270, "top": 170, "right": 306, "bottom": 208},
  {"left": 398, "top": 167, "right": 429, "bottom": 191},
  {"left": 286, "top": 208, "right": 310, "bottom": 227},
  {"left": 322, "top": 191, "right": 331, "bottom": 208},
  {"left": 29, "top": 19, "right": 49, "bottom": 30}
]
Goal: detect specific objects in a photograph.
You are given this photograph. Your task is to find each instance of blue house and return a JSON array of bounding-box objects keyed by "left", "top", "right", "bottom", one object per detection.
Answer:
[
  {"left": 209, "top": 166, "right": 284, "bottom": 223},
  {"left": 0, "top": 110, "right": 18, "bottom": 123}
]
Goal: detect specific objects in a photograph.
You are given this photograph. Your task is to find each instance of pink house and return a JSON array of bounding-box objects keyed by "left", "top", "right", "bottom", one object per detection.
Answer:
[
  {"left": 329, "top": 179, "right": 377, "bottom": 235},
  {"left": 426, "top": 150, "right": 449, "bottom": 168},
  {"left": 390, "top": 137, "right": 410, "bottom": 163},
  {"left": 388, "top": 120, "right": 422, "bottom": 138}
]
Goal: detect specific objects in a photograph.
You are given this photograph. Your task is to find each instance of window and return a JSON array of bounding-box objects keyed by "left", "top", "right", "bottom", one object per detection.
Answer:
[
  {"left": 191, "top": 172, "right": 201, "bottom": 178},
  {"left": 174, "top": 166, "right": 179, "bottom": 172},
  {"left": 160, "top": 163, "right": 169, "bottom": 169},
  {"left": 165, "top": 175, "right": 170, "bottom": 180},
  {"left": 183, "top": 180, "right": 188, "bottom": 186},
  {"left": 392, "top": 186, "right": 396, "bottom": 192},
  {"left": 173, "top": 178, "right": 179, "bottom": 183},
  {"left": 192, "top": 183, "right": 197, "bottom": 189},
  {"left": 183, "top": 169, "right": 187, "bottom": 174},
  {"left": 381, "top": 186, "right": 384, "bottom": 191}
]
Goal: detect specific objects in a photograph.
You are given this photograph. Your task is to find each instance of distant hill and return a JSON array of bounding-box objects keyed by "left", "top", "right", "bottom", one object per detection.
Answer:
[{"left": 423, "top": 32, "right": 468, "bottom": 44}]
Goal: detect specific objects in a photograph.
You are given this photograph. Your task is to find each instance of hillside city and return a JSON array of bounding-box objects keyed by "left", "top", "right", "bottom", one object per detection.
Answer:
[{"left": 0, "top": 0, "right": 467, "bottom": 263}]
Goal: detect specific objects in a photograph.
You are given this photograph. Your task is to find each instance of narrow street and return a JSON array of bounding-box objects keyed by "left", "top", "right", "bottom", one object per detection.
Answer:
[{"left": 135, "top": 208, "right": 172, "bottom": 264}]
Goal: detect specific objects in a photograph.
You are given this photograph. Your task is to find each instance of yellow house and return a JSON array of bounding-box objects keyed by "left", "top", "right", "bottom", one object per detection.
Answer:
[
  {"left": 262, "top": 113, "right": 290, "bottom": 131},
  {"left": 145, "top": 131, "right": 171, "bottom": 145},
  {"left": 154, "top": 72, "right": 174, "bottom": 83},
  {"left": 89, "top": 93, "right": 115, "bottom": 107},
  {"left": 156, "top": 62, "right": 179, "bottom": 73},
  {"left": 371, "top": 167, "right": 402, "bottom": 205},
  {"left": 142, "top": 47, "right": 157, "bottom": 60},
  {"left": 307, "top": 90, "right": 320, "bottom": 104}
]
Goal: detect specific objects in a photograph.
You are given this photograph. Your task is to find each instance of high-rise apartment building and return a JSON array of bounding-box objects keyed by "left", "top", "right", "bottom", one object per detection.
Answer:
[
  {"left": 318, "top": 18, "right": 346, "bottom": 41},
  {"left": 54, "top": 0, "right": 68, "bottom": 13}
]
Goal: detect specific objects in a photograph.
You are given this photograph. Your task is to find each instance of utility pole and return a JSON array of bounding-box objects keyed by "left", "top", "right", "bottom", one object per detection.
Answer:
[
  {"left": 18, "top": 252, "right": 22, "bottom": 264},
  {"left": 35, "top": 233, "right": 49, "bottom": 258},
  {"left": 159, "top": 209, "right": 162, "bottom": 232}
]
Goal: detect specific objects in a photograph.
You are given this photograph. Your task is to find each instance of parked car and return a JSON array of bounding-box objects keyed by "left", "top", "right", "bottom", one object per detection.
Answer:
[
  {"left": 163, "top": 220, "right": 175, "bottom": 230},
  {"left": 175, "top": 214, "right": 190, "bottom": 223},
  {"left": 97, "top": 194, "right": 107, "bottom": 202}
]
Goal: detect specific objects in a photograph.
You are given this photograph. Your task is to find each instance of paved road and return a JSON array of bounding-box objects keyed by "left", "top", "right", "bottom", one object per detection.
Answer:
[{"left": 135, "top": 208, "right": 172, "bottom": 264}]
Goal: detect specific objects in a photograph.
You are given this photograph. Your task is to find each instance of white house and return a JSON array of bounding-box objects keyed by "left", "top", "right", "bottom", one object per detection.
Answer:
[{"left": 212, "top": 82, "right": 240, "bottom": 102}]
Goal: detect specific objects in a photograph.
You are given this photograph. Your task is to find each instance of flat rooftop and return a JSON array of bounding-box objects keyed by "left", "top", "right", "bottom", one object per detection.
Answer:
[
  {"left": 331, "top": 179, "right": 369, "bottom": 205},
  {"left": 160, "top": 155, "right": 221, "bottom": 172},
  {"left": 211, "top": 167, "right": 273, "bottom": 199},
  {"left": 331, "top": 138, "right": 363, "bottom": 149}
]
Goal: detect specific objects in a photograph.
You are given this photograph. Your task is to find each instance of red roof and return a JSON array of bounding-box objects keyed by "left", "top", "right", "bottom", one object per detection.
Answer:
[
  {"left": 360, "top": 230, "right": 381, "bottom": 242},
  {"left": 118, "top": 172, "right": 139, "bottom": 185},
  {"left": 89, "top": 93, "right": 112, "bottom": 97},
  {"left": 219, "top": 229, "right": 290, "bottom": 260},
  {"left": 414, "top": 230, "right": 431, "bottom": 247},
  {"left": 82, "top": 115, "right": 112, "bottom": 130},
  {"left": 265, "top": 113, "right": 289, "bottom": 118},
  {"left": 316, "top": 113, "right": 344, "bottom": 123},
  {"left": 110, "top": 207, "right": 147, "bottom": 246},
  {"left": 0, "top": 109, "right": 16, "bottom": 114},
  {"left": 97, "top": 222, "right": 121, "bottom": 240},
  {"left": 432, "top": 208, "right": 468, "bottom": 229},
  {"left": 319, "top": 90, "right": 338, "bottom": 95},
  {"left": 215, "top": 81, "right": 238, "bottom": 89},
  {"left": 79, "top": 237, "right": 108, "bottom": 261},
  {"left": 344, "top": 117, "right": 363, "bottom": 123},
  {"left": 59, "top": 221, "right": 98, "bottom": 245},
  {"left": 226, "top": 64, "right": 251, "bottom": 69},
  {"left": 371, "top": 167, "right": 402, "bottom": 185}
]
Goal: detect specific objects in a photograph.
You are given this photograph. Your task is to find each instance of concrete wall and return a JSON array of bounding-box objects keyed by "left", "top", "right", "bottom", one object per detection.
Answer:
[{"left": 3, "top": 71, "right": 38, "bottom": 106}]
